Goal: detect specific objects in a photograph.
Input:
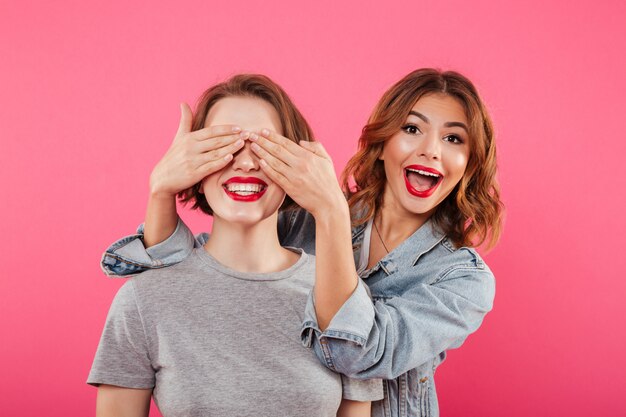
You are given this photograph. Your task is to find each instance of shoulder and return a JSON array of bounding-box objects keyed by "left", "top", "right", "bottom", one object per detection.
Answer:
[
  {"left": 128, "top": 253, "right": 204, "bottom": 295},
  {"left": 426, "top": 241, "right": 495, "bottom": 302},
  {"left": 299, "top": 251, "right": 316, "bottom": 276},
  {"left": 104, "top": 280, "right": 143, "bottom": 323},
  {"left": 391, "top": 240, "right": 496, "bottom": 310},
  {"left": 413, "top": 238, "right": 494, "bottom": 286},
  {"left": 131, "top": 257, "right": 190, "bottom": 283},
  {"left": 284, "top": 248, "right": 316, "bottom": 278},
  {"left": 437, "top": 238, "right": 490, "bottom": 269},
  {"left": 390, "top": 220, "right": 492, "bottom": 281}
]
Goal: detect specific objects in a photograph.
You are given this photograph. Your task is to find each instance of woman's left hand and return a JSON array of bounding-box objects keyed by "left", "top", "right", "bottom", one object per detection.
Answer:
[{"left": 249, "top": 129, "right": 348, "bottom": 218}]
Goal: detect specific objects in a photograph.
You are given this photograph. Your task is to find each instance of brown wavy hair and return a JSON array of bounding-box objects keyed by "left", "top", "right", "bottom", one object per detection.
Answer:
[
  {"left": 342, "top": 68, "right": 503, "bottom": 249},
  {"left": 178, "top": 74, "right": 314, "bottom": 215}
]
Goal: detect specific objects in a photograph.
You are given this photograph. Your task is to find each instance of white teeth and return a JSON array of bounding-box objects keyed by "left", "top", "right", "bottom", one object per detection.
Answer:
[
  {"left": 225, "top": 183, "right": 265, "bottom": 194},
  {"left": 406, "top": 168, "right": 440, "bottom": 178}
]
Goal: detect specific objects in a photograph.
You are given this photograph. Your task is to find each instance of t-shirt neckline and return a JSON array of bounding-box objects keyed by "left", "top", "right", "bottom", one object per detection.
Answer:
[{"left": 193, "top": 247, "right": 309, "bottom": 281}]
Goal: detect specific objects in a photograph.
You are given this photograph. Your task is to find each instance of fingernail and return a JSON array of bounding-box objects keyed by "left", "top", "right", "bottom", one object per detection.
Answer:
[
  {"left": 232, "top": 126, "right": 241, "bottom": 133},
  {"left": 235, "top": 139, "right": 244, "bottom": 146},
  {"left": 240, "top": 131, "right": 250, "bottom": 139},
  {"left": 250, "top": 133, "right": 259, "bottom": 141},
  {"left": 224, "top": 154, "right": 233, "bottom": 161},
  {"left": 261, "top": 128, "right": 269, "bottom": 136}
]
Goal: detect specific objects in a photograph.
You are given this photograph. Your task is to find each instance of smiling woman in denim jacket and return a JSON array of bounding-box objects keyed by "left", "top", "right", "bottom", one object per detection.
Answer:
[{"left": 102, "top": 68, "right": 503, "bottom": 417}]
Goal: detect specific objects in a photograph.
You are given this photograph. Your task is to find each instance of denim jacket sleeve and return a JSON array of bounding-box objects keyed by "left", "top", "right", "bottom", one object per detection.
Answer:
[
  {"left": 100, "top": 218, "right": 207, "bottom": 277},
  {"left": 340, "top": 374, "right": 383, "bottom": 401},
  {"left": 301, "top": 265, "right": 495, "bottom": 380}
]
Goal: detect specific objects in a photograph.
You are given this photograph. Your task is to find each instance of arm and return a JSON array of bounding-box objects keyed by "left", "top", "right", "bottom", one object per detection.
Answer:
[
  {"left": 250, "top": 131, "right": 357, "bottom": 329},
  {"left": 143, "top": 193, "right": 178, "bottom": 249},
  {"left": 303, "top": 266, "right": 495, "bottom": 379},
  {"left": 313, "top": 202, "right": 358, "bottom": 330},
  {"left": 100, "top": 218, "right": 204, "bottom": 277},
  {"left": 100, "top": 104, "right": 246, "bottom": 276},
  {"left": 96, "top": 385, "right": 151, "bottom": 417},
  {"left": 337, "top": 399, "right": 371, "bottom": 417}
]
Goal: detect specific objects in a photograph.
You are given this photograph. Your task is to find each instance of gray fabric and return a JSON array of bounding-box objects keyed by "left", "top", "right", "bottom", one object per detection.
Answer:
[{"left": 89, "top": 247, "right": 381, "bottom": 416}]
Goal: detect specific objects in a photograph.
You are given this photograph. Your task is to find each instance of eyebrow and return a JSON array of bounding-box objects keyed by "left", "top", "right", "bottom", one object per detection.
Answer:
[{"left": 408, "top": 111, "right": 469, "bottom": 132}]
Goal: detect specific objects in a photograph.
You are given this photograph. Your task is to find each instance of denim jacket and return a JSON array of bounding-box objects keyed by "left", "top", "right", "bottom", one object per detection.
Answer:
[{"left": 101, "top": 208, "right": 495, "bottom": 417}]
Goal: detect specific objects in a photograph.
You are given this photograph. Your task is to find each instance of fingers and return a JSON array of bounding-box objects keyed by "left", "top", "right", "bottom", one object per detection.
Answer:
[
  {"left": 300, "top": 141, "right": 332, "bottom": 160},
  {"left": 254, "top": 129, "right": 308, "bottom": 156},
  {"left": 196, "top": 131, "right": 248, "bottom": 153},
  {"left": 249, "top": 132, "right": 299, "bottom": 167},
  {"left": 199, "top": 138, "right": 245, "bottom": 165},
  {"left": 190, "top": 124, "right": 242, "bottom": 141},
  {"left": 196, "top": 154, "right": 236, "bottom": 178},
  {"left": 177, "top": 103, "right": 193, "bottom": 135},
  {"left": 258, "top": 158, "right": 290, "bottom": 191},
  {"left": 250, "top": 141, "right": 292, "bottom": 175}
]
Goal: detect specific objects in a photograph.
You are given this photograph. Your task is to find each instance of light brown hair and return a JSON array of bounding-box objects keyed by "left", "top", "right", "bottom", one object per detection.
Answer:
[
  {"left": 179, "top": 74, "right": 314, "bottom": 215},
  {"left": 342, "top": 68, "right": 503, "bottom": 249}
]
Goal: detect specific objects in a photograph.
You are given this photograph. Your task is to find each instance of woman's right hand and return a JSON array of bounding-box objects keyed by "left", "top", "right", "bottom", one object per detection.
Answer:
[{"left": 149, "top": 103, "right": 248, "bottom": 198}]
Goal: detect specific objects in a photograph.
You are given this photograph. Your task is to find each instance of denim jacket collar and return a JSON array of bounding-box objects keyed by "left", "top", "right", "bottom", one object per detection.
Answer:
[{"left": 353, "top": 218, "right": 447, "bottom": 278}]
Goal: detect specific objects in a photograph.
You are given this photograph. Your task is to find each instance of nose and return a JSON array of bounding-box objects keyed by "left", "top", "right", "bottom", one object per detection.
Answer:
[
  {"left": 416, "top": 131, "right": 441, "bottom": 160},
  {"left": 231, "top": 142, "right": 260, "bottom": 172}
]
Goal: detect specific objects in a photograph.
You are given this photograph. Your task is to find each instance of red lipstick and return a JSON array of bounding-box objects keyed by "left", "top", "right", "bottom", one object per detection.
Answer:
[
  {"left": 404, "top": 165, "right": 444, "bottom": 198},
  {"left": 222, "top": 176, "right": 268, "bottom": 202}
]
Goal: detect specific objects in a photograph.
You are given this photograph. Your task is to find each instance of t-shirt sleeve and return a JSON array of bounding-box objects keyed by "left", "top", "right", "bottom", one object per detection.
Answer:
[
  {"left": 87, "top": 281, "right": 155, "bottom": 389},
  {"left": 340, "top": 375, "right": 384, "bottom": 401}
]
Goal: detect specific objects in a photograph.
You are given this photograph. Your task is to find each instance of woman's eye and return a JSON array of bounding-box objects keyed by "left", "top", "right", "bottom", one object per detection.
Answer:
[
  {"left": 402, "top": 124, "right": 421, "bottom": 135},
  {"left": 443, "top": 134, "right": 463, "bottom": 144}
]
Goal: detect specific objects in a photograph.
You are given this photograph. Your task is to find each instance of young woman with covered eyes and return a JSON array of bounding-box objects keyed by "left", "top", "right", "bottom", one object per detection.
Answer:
[
  {"left": 88, "top": 74, "right": 382, "bottom": 417},
  {"left": 100, "top": 68, "right": 503, "bottom": 417}
]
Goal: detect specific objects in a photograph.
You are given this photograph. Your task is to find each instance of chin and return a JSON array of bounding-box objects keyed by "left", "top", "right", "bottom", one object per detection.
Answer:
[
  {"left": 221, "top": 213, "right": 265, "bottom": 225},
  {"left": 220, "top": 208, "right": 279, "bottom": 225},
  {"left": 400, "top": 196, "right": 438, "bottom": 216}
]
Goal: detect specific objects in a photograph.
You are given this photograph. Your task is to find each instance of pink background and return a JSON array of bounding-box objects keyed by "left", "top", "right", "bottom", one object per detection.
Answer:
[{"left": 2, "top": 1, "right": 625, "bottom": 416}]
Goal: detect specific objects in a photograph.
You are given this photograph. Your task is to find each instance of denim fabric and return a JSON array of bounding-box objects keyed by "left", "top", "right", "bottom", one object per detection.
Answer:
[
  {"left": 100, "top": 208, "right": 495, "bottom": 417},
  {"left": 100, "top": 221, "right": 208, "bottom": 277}
]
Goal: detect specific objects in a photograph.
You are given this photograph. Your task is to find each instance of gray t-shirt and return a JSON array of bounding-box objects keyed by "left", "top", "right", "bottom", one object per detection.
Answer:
[{"left": 88, "top": 248, "right": 381, "bottom": 416}]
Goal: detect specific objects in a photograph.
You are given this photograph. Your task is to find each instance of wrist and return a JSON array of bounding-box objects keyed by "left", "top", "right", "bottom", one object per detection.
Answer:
[
  {"left": 149, "top": 166, "right": 180, "bottom": 198},
  {"left": 313, "top": 197, "right": 351, "bottom": 229},
  {"left": 148, "top": 188, "right": 177, "bottom": 201},
  {"left": 149, "top": 176, "right": 178, "bottom": 199}
]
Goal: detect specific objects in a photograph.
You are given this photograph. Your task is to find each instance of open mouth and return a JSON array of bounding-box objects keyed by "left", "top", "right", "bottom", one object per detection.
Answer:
[
  {"left": 404, "top": 165, "right": 443, "bottom": 198},
  {"left": 222, "top": 177, "right": 268, "bottom": 202}
]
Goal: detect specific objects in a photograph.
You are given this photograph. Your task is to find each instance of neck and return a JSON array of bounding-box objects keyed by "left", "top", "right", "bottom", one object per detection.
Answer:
[
  {"left": 377, "top": 186, "right": 433, "bottom": 247},
  {"left": 204, "top": 212, "right": 297, "bottom": 273}
]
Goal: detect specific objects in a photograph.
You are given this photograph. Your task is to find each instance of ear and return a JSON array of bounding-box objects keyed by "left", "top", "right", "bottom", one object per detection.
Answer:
[{"left": 378, "top": 149, "right": 385, "bottom": 161}]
